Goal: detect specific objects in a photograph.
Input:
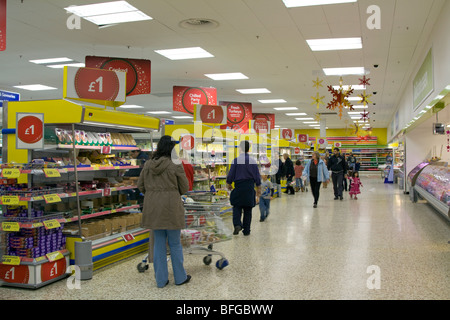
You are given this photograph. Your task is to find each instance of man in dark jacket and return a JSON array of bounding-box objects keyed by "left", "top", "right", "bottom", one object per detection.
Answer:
[
  {"left": 283, "top": 153, "right": 295, "bottom": 195},
  {"left": 274, "top": 153, "right": 285, "bottom": 198},
  {"left": 327, "top": 147, "right": 348, "bottom": 200}
]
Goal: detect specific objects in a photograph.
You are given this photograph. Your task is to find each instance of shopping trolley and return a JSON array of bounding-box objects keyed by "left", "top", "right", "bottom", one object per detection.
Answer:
[
  {"left": 137, "top": 191, "right": 232, "bottom": 273},
  {"left": 301, "top": 175, "right": 309, "bottom": 192}
]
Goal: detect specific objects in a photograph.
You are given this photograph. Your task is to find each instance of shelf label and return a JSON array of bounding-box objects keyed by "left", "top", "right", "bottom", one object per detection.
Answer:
[
  {"left": 43, "top": 194, "right": 61, "bottom": 204},
  {"left": 1, "top": 195, "right": 20, "bottom": 205},
  {"left": 46, "top": 251, "right": 64, "bottom": 262},
  {"left": 1, "top": 255, "right": 21, "bottom": 266},
  {"left": 2, "top": 222, "right": 20, "bottom": 232},
  {"left": 1, "top": 168, "right": 21, "bottom": 179},
  {"left": 103, "top": 188, "right": 111, "bottom": 197},
  {"left": 43, "top": 168, "right": 61, "bottom": 178},
  {"left": 101, "top": 146, "right": 111, "bottom": 154},
  {"left": 122, "top": 233, "right": 135, "bottom": 242},
  {"left": 43, "top": 219, "right": 61, "bottom": 230}
]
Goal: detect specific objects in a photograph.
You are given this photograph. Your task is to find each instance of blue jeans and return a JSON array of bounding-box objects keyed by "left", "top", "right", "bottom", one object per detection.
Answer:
[
  {"left": 153, "top": 229, "right": 187, "bottom": 287},
  {"left": 295, "top": 178, "right": 303, "bottom": 188},
  {"left": 259, "top": 198, "right": 271, "bottom": 220}
]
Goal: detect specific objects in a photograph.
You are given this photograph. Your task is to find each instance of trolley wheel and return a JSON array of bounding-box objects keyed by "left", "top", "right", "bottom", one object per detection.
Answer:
[
  {"left": 203, "top": 256, "right": 212, "bottom": 265},
  {"left": 137, "top": 262, "right": 149, "bottom": 273},
  {"left": 216, "top": 258, "right": 229, "bottom": 270}
]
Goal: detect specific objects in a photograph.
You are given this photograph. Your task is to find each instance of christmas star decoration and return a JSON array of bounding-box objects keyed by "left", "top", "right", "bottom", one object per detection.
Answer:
[
  {"left": 360, "top": 111, "right": 370, "bottom": 122},
  {"left": 359, "top": 76, "right": 371, "bottom": 87},
  {"left": 312, "top": 77, "right": 323, "bottom": 90},
  {"left": 326, "top": 78, "right": 354, "bottom": 118},
  {"left": 311, "top": 92, "right": 325, "bottom": 109},
  {"left": 315, "top": 113, "right": 321, "bottom": 122},
  {"left": 358, "top": 91, "right": 373, "bottom": 106}
]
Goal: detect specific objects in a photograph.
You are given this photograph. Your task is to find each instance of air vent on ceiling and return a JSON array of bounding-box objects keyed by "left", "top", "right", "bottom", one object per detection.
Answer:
[{"left": 179, "top": 18, "right": 219, "bottom": 30}]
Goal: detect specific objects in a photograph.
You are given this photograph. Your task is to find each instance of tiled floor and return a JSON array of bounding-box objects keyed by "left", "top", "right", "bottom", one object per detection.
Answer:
[{"left": 1, "top": 174, "right": 449, "bottom": 300}]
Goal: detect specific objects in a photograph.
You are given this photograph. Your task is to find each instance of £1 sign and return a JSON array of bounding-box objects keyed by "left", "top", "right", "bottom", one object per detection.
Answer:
[{"left": 16, "top": 113, "right": 44, "bottom": 149}]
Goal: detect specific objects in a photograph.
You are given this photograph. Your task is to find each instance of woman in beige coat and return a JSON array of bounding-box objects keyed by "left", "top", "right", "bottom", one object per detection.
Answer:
[{"left": 138, "top": 135, "right": 190, "bottom": 288}]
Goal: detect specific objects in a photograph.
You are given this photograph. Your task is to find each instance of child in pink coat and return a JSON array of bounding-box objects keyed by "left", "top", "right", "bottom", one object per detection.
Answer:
[{"left": 349, "top": 171, "right": 363, "bottom": 199}]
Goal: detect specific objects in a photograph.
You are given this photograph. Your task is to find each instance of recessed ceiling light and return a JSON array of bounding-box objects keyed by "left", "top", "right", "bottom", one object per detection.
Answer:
[
  {"left": 29, "top": 57, "right": 73, "bottom": 64},
  {"left": 283, "top": 0, "right": 357, "bottom": 8},
  {"left": 260, "top": 99, "right": 287, "bottom": 104},
  {"left": 333, "top": 85, "right": 366, "bottom": 90},
  {"left": 119, "top": 105, "right": 144, "bottom": 109},
  {"left": 309, "top": 125, "right": 321, "bottom": 127},
  {"left": 204, "top": 72, "right": 248, "bottom": 80},
  {"left": 352, "top": 105, "right": 368, "bottom": 109},
  {"left": 323, "top": 67, "right": 365, "bottom": 76},
  {"left": 274, "top": 107, "right": 297, "bottom": 111},
  {"left": 147, "top": 111, "right": 172, "bottom": 114},
  {"left": 47, "top": 63, "right": 86, "bottom": 69},
  {"left": 13, "top": 84, "right": 57, "bottom": 91},
  {"left": 307, "top": 38, "right": 362, "bottom": 51},
  {"left": 295, "top": 118, "right": 314, "bottom": 120},
  {"left": 155, "top": 47, "right": 214, "bottom": 60},
  {"left": 346, "top": 97, "right": 363, "bottom": 102},
  {"left": 172, "top": 116, "right": 193, "bottom": 119},
  {"left": 304, "top": 121, "right": 319, "bottom": 124},
  {"left": 236, "top": 88, "right": 271, "bottom": 94},
  {"left": 65, "top": 1, "right": 152, "bottom": 26},
  {"left": 351, "top": 116, "right": 361, "bottom": 119},
  {"left": 286, "top": 113, "right": 307, "bottom": 116}
]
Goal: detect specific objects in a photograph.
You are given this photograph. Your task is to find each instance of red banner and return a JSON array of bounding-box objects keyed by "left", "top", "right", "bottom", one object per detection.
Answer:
[
  {"left": 252, "top": 113, "right": 275, "bottom": 130},
  {"left": 173, "top": 86, "right": 217, "bottom": 115},
  {"left": 220, "top": 102, "right": 252, "bottom": 133},
  {"left": 85, "top": 56, "right": 151, "bottom": 96},
  {"left": 0, "top": 0, "right": 6, "bottom": 52}
]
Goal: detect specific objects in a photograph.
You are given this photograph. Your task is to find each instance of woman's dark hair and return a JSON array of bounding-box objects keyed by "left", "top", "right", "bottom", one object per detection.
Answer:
[
  {"left": 152, "top": 135, "right": 176, "bottom": 160},
  {"left": 296, "top": 160, "right": 301, "bottom": 166}
]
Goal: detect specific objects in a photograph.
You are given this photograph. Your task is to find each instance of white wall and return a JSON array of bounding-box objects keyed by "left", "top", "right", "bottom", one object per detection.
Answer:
[{"left": 388, "top": 0, "right": 450, "bottom": 142}]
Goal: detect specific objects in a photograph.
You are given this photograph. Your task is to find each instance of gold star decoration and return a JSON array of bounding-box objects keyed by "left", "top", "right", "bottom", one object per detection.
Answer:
[
  {"left": 312, "top": 77, "right": 323, "bottom": 90},
  {"left": 326, "top": 77, "right": 354, "bottom": 119},
  {"left": 315, "top": 113, "right": 321, "bottom": 122},
  {"left": 359, "top": 91, "right": 373, "bottom": 106},
  {"left": 311, "top": 92, "right": 325, "bottom": 109}
]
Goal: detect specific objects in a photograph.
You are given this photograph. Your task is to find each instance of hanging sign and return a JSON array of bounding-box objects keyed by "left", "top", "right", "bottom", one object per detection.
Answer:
[
  {"left": 220, "top": 102, "right": 252, "bottom": 133},
  {"left": 63, "top": 66, "right": 126, "bottom": 107},
  {"left": 252, "top": 113, "right": 275, "bottom": 130},
  {"left": 173, "top": 86, "right": 217, "bottom": 115},
  {"left": 85, "top": 56, "right": 151, "bottom": 96},
  {"left": 0, "top": 90, "right": 20, "bottom": 107},
  {"left": 0, "top": 0, "right": 5, "bottom": 52},
  {"left": 16, "top": 113, "right": 44, "bottom": 150},
  {"left": 298, "top": 134, "right": 308, "bottom": 143},
  {"left": 180, "top": 134, "right": 195, "bottom": 151},
  {"left": 194, "top": 104, "right": 227, "bottom": 125},
  {"left": 281, "top": 129, "right": 295, "bottom": 141}
]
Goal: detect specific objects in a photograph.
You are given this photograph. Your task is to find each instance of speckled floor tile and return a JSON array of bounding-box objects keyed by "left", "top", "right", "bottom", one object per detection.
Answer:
[{"left": 1, "top": 174, "right": 449, "bottom": 300}]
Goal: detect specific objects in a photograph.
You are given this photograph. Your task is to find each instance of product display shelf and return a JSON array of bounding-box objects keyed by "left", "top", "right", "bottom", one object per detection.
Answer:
[
  {"left": 341, "top": 147, "right": 392, "bottom": 171},
  {"left": 1, "top": 99, "right": 159, "bottom": 288}
]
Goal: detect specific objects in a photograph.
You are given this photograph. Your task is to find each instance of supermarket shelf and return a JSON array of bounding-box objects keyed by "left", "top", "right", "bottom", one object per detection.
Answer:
[
  {"left": 0, "top": 165, "right": 140, "bottom": 177},
  {"left": 57, "top": 144, "right": 139, "bottom": 151}
]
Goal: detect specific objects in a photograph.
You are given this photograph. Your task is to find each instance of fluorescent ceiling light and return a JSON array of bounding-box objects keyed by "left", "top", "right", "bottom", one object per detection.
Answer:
[
  {"left": 286, "top": 113, "right": 307, "bottom": 116},
  {"left": 47, "top": 63, "right": 85, "bottom": 69},
  {"left": 155, "top": 47, "right": 213, "bottom": 60},
  {"left": 346, "top": 97, "right": 363, "bottom": 102},
  {"left": 260, "top": 99, "right": 287, "bottom": 104},
  {"left": 119, "top": 105, "right": 144, "bottom": 109},
  {"left": 13, "top": 84, "right": 57, "bottom": 91},
  {"left": 29, "top": 57, "right": 73, "bottom": 64},
  {"left": 172, "top": 116, "right": 193, "bottom": 119},
  {"left": 309, "top": 125, "right": 321, "bottom": 127},
  {"left": 304, "top": 121, "right": 318, "bottom": 124},
  {"left": 65, "top": 1, "right": 152, "bottom": 26},
  {"left": 307, "top": 37, "right": 362, "bottom": 51},
  {"left": 295, "top": 118, "right": 314, "bottom": 120},
  {"left": 352, "top": 105, "right": 368, "bottom": 109},
  {"left": 274, "top": 108, "right": 297, "bottom": 111},
  {"left": 333, "top": 85, "right": 366, "bottom": 90},
  {"left": 147, "top": 111, "right": 172, "bottom": 114},
  {"left": 323, "top": 67, "right": 365, "bottom": 76},
  {"left": 205, "top": 72, "right": 248, "bottom": 80},
  {"left": 351, "top": 117, "right": 361, "bottom": 119},
  {"left": 236, "top": 88, "right": 271, "bottom": 94},
  {"left": 283, "top": 0, "right": 357, "bottom": 8}
]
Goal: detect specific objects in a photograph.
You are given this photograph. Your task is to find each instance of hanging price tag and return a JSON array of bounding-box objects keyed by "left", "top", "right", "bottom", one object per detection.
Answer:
[
  {"left": 2, "top": 222, "right": 20, "bottom": 232},
  {"left": 43, "top": 169, "right": 61, "bottom": 178},
  {"left": 43, "top": 194, "right": 61, "bottom": 204},
  {"left": 43, "top": 219, "right": 61, "bottom": 230},
  {"left": 1, "top": 255, "right": 21, "bottom": 266},
  {"left": 1, "top": 195, "right": 20, "bottom": 205},
  {"left": 46, "top": 251, "right": 64, "bottom": 262},
  {"left": 1, "top": 169, "right": 21, "bottom": 179}
]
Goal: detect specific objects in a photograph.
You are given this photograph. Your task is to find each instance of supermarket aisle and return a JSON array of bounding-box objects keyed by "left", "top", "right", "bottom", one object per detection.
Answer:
[{"left": 1, "top": 174, "right": 449, "bottom": 300}]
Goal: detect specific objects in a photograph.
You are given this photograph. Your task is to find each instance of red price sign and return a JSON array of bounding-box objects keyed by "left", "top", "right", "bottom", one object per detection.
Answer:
[
  {"left": 180, "top": 135, "right": 195, "bottom": 151},
  {"left": 75, "top": 67, "right": 120, "bottom": 101},
  {"left": 298, "top": 134, "right": 308, "bottom": 143},
  {"left": 282, "top": 129, "right": 294, "bottom": 141},
  {"left": 0, "top": 264, "right": 30, "bottom": 284},
  {"left": 122, "top": 233, "right": 135, "bottom": 242},
  {"left": 295, "top": 148, "right": 301, "bottom": 155},
  {"left": 16, "top": 113, "right": 44, "bottom": 149},
  {"left": 41, "top": 257, "right": 66, "bottom": 282},
  {"left": 196, "top": 105, "right": 226, "bottom": 124}
]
